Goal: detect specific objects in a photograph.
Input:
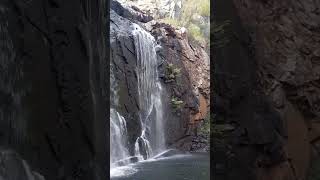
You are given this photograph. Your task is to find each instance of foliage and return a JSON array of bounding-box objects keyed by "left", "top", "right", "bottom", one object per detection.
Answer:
[
  {"left": 159, "top": 0, "right": 230, "bottom": 51},
  {"left": 165, "top": 63, "right": 181, "bottom": 82},
  {"left": 180, "top": 0, "right": 210, "bottom": 23},
  {"left": 159, "top": 0, "right": 210, "bottom": 47},
  {"left": 199, "top": 112, "right": 210, "bottom": 135},
  {"left": 188, "top": 23, "right": 206, "bottom": 45},
  {"left": 161, "top": 18, "right": 181, "bottom": 27},
  {"left": 198, "top": 0, "right": 210, "bottom": 17},
  {"left": 171, "top": 96, "right": 184, "bottom": 110}
]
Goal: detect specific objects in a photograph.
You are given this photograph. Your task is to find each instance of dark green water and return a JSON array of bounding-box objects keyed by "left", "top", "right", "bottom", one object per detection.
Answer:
[{"left": 111, "top": 153, "right": 209, "bottom": 180}]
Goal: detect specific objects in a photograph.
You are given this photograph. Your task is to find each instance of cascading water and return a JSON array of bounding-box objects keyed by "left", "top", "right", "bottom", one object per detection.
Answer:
[
  {"left": 132, "top": 23, "right": 166, "bottom": 160},
  {"left": 110, "top": 63, "right": 130, "bottom": 168},
  {"left": 110, "top": 109, "right": 129, "bottom": 167},
  {"left": 110, "top": 23, "right": 166, "bottom": 173}
]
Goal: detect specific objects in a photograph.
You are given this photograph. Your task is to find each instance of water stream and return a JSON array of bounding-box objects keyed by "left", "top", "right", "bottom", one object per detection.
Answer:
[
  {"left": 132, "top": 23, "right": 166, "bottom": 160},
  {"left": 110, "top": 60, "right": 130, "bottom": 168},
  {"left": 110, "top": 23, "right": 166, "bottom": 172}
]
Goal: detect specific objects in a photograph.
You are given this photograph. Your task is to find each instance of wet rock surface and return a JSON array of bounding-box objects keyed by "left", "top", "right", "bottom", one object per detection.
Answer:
[
  {"left": 190, "top": 134, "right": 209, "bottom": 152},
  {"left": 110, "top": 9, "right": 142, "bottom": 155},
  {"left": 112, "top": 156, "right": 140, "bottom": 167}
]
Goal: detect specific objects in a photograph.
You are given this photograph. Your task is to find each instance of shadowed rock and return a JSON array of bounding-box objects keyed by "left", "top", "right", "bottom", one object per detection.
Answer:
[{"left": 0, "top": 149, "right": 45, "bottom": 180}]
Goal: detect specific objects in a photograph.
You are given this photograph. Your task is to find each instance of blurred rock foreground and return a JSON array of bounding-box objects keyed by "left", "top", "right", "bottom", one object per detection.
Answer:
[{"left": 213, "top": 1, "right": 320, "bottom": 180}]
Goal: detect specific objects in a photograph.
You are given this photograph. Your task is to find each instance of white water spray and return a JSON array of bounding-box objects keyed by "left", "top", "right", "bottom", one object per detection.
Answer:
[
  {"left": 110, "top": 63, "right": 130, "bottom": 168},
  {"left": 110, "top": 23, "right": 166, "bottom": 174},
  {"left": 132, "top": 23, "right": 166, "bottom": 159}
]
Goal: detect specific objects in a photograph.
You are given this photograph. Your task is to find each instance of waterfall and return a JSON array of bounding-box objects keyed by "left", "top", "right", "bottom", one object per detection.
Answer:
[
  {"left": 110, "top": 109, "right": 129, "bottom": 168},
  {"left": 110, "top": 23, "right": 166, "bottom": 171},
  {"left": 132, "top": 23, "right": 165, "bottom": 159},
  {"left": 110, "top": 63, "right": 130, "bottom": 168}
]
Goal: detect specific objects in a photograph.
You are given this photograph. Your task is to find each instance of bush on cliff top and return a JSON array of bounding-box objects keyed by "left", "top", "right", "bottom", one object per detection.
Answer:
[
  {"left": 198, "top": 0, "right": 210, "bottom": 17},
  {"left": 159, "top": 0, "right": 209, "bottom": 47},
  {"left": 188, "top": 23, "right": 206, "bottom": 45}
]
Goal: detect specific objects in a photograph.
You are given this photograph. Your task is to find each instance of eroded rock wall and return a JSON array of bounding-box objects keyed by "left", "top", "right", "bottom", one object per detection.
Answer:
[{"left": 150, "top": 22, "right": 210, "bottom": 151}]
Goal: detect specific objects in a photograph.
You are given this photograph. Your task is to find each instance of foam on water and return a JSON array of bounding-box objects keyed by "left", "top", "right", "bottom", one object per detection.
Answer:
[{"left": 110, "top": 165, "right": 138, "bottom": 178}]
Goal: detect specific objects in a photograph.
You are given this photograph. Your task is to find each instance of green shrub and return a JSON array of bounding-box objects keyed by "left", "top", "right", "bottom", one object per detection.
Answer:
[
  {"left": 171, "top": 97, "right": 184, "bottom": 110},
  {"left": 165, "top": 63, "right": 181, "bottom": 82},
  {"left": 158, "top": 0, "right": 210, "bottom": 47},
  {"left": 198, "top": 0, "right": 210, "bottom": 17},
  {"left": 161, "top": 18, "right": 181, "bottom": 27},
  {"left": 188, "top": 23, "right": 205, "bottom": 45}
]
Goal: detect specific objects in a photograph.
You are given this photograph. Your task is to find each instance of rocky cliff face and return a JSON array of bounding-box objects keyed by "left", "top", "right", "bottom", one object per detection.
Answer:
[
  {"left": 0, "top": 0, "right": 107, "bottom": 179},
  {"left": 116, "top": 0, "right": 183, "bottom": 20},
  {"left": 149, "top": 22, "right": 210, "bottom": 151},
  {"left": 214, "top": 0, "right": 320, "bottom": 180},
  {"left": 111, "top": 0, "right": 210, "bottom": 153},
  {"left": 110, "top": 8, "right": 143, "bottom": 155}
]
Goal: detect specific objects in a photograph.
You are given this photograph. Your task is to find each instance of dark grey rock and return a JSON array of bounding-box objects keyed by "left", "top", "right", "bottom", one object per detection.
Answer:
[
  {"left": 0, "top": 0, "right": 108, "bottom": 179},
  {"left": 0, "top": 149, "right": 45, "bottom": 180},
  {"left": 110, "top": 10, "right": 141, "bottom": 155},
  {"left": 111, "top": 0, "right": 153, "bottom": 23}
]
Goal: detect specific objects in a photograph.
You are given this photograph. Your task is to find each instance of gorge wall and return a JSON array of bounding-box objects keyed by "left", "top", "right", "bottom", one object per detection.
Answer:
[
  {"left": 0, "top": 0, "right": 108, "bottom": 179},
  {"left": 214, "top": 0, "right": 320, "bottom": 180},
  {"left": 110, "top": 0, "right": 210, "bottom": 155}
]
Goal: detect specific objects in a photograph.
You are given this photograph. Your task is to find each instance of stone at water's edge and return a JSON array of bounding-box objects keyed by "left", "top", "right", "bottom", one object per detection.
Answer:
[
  {"left": 153, "top": 149, "right": 184, "bottom": 159},
  {"left": 112, "top": 156, "right": 140, "bottom": 167}
]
